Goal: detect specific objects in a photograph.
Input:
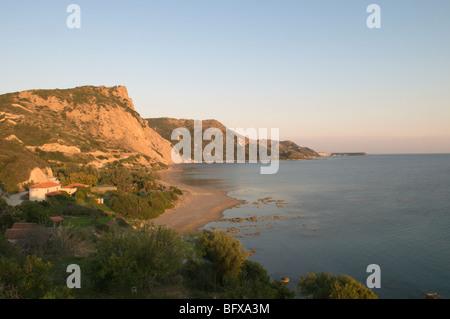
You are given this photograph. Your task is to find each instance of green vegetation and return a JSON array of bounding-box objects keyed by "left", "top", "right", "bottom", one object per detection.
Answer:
[
  {"left": 2, "top": 124, "right": 53, "bottom": 146},
  {"left": 22, "top": 201, "right": 52, "bottom": 226},
  {"left": 0, "top": 255, "right": 72, "bottom": 299},
  {"left": 85, "top": 225, "right": 186, "bottom": 291},
  {"left": 32, "top": 86, "right": 126, "bottom": 109},
  {"left": 222, "top": 260, "right": 297, "bottom": 299},
  {"left": 109, "top": 190, "right": 175, "bottom": 219},
  {"left": 61, "top": 172, "right": 98, "bottom": 186},
  {"left": 190, "top": 230, "right": 248, "bottom": 284},
  {"left": 1, "top": 192, "right": 377, "bottom": 300},
  {"left": 0, "top": 198, "right": 17, "bottom": 230},
  {"left": 0, "top": 140, "right": 48, "bottom": 193},
  {"left": 34, "top": 148, "right": 74, "bottom": 163},
  {"left": 297, "top": 272, "right": 378, "bottom": 299},
  {"left": 100, "top": 167, "right": 132, "bottom": 189}
]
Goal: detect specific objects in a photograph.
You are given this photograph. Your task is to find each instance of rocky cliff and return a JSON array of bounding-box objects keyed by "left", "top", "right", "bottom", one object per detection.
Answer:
[{"left": 0, "top": 85, "right": 174, "bottom": 191}]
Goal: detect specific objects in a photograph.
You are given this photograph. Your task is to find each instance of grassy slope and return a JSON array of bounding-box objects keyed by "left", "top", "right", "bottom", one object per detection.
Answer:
[{"left": 0, "top": 139, "right": 49, "bottom": 193}]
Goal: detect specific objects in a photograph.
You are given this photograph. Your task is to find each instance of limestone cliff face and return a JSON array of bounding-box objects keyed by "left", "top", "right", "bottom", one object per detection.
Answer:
[{"left": 0, "top": 86, "right": 175, "bottom": 170}]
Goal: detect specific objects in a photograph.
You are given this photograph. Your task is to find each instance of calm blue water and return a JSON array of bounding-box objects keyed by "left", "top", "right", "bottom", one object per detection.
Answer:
[{"left": 177, "top": 154, "right": 450, "bottom": 299}]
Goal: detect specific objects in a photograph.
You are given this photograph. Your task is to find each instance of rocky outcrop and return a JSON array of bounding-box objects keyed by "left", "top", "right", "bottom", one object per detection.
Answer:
[{"left": 21, "top": 167, "right": 53, "bottom": 187}]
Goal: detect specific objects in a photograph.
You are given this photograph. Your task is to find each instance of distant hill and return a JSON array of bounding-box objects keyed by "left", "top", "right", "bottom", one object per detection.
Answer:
[
  {"left": 147, "top": 117, "right": 320, "bottom": 161},
  {"left": 0, "top": 85, "right": 174, "bottom": 192},
  {"left": 330, "top": 153, "right": 368, "bottom": 156}
]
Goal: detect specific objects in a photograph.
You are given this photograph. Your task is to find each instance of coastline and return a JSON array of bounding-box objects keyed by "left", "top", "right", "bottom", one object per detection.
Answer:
[{"left": 153, "top": 165, "right": 243, "bottom": 234}]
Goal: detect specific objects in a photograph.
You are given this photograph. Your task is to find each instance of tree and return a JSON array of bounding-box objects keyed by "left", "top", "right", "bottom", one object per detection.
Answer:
[
  {"left": 101, "top": 167, "right": 132, "bottom": 189},
  {"left": 0, "top": 198, "right": 15, "bottom": 230},
  {"left": 108, "top": 190, "right": 174, "bottom": 219},
  {"left": 192, "top": 230, "right": 248, "bottom": 285},
  {"left": 67, "top": 172, "right": 98, "bottom": 186},
  {"left": 109, "top": 191, "right": 150, "bottom": 219},
  {"left": 0, "top": 234, "right": 22, "bottom": 261},
  {"left": 0, "top": 181, "right": 6, "bottom": 197},
  {"left": 131, "top": 225, "right": 187, "bottom": 290},
  {"left": 222, "top": 260, "right": 296, "bottom": 299},
  {"left": 0, "top": 255, "right": 59, "bottom": 299},
  {"left": 81, "top": 165, "right": 100, "bottom": 180},
  {"left": 297, "top": 272, "right": 378, "bottom": 299},
  {"left": 21, "top": 201, "right": 52, "bottom": 226},
  {"left": 86, "top": 224, "right": 187, "bottom": 291}
]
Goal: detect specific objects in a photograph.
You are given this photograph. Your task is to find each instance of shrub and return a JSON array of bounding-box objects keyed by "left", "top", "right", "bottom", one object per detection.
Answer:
[
  {"left": 297, "top": 272, "right": 378, "bottom": 299},
  {"left": 221, "top": 260, "right": 297, "bottom": 299},
  {"left": 94, "top": 222, "right": 110, "bottom": 233},
  {"left": 0, "top": 255, "right": 55, "bottom": 299},
  {"left": 170, "top": 186, "right": 183, "bottom": 195},
  {"left": 85, "top": 225, "right": 187, "bottom": 291},
  {"left": 0, "top": 234, "right": 22, "bottom": 261},
  {"left": 190, "top": 230, "right": 248, "bottom": 285},
  {"left": 54, "top": 225, "right": 94, "bottom": 257},
  {"left": 42, "top": 286, "right": 74, "bottom": 299},
  {"left": 115, "top": 217, "right": 129, "bottom": 228},
  {"left": 21, "top": 201, "right": 52, "bottom": 226},
  {"left": 18, "top": 226, "right": 54, "bottom": 258},
  {"left": 108, "top": 190, "right": 173, "bottom": 220}
]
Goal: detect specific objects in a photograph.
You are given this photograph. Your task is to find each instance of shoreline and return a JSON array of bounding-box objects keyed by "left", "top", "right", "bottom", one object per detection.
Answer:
[{"left": 153, "top": 165, "right": 243, "bottom": 234}]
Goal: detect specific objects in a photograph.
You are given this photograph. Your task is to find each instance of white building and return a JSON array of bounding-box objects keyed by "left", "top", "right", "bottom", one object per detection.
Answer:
[{"left": 28, "top": 182, "right": 61, "bottom": 201}]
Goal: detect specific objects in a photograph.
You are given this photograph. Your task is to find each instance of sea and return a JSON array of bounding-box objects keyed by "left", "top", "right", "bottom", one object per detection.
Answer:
[{"left": 176, "top": 154, "right": 450, "bottom": 299}]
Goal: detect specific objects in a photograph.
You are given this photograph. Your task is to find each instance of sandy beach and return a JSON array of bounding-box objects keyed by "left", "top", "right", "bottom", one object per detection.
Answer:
[{"left": 153, "top": 166, "right": 243, "bottom": 234}]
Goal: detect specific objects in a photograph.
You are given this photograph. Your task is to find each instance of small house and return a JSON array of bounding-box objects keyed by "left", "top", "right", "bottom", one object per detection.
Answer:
[{"left": 4, "top": 222, "right": 38, "bottom": 244}]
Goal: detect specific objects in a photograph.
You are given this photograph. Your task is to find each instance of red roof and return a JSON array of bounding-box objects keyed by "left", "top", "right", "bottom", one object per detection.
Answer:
[
  {"left": 5, "top": 223, "right": 38, "bottom": 240},
  {"left": 62, "top": 183, "right": 89, "bottom": 188},
  {"left": 4, "top": 229, "right": 24, "bottom": 240},
  {"left": 50, "top": 216, "right": 64, "bottom": 223},
  {"left": 11, "top": 222, "right": 38, "bottom": 230},
  {"left": 29, "top": 182, "right": 60, "bottom": 189}
]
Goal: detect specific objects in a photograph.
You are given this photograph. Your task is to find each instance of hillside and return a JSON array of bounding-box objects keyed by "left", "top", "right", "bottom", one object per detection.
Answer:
[
  {"left": 147, "top": 117, "right": 319, "bottom": 161},
  {"left": 0, "top": 85, "right": 174, "bottom": 192}
]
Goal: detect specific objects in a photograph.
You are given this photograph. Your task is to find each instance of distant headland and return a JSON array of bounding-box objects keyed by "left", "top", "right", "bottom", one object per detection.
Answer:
[
  {"left": 317, "top": 152, "right": 368, "bottom": 157},
  {"left": 331, "top": 153, "right": 368, "bottom": 157}
]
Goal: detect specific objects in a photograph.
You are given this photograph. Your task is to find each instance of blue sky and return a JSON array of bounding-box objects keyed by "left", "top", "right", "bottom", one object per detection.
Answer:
[{"left": 1, "top": 0, "right": 449, "bottom": 153}]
